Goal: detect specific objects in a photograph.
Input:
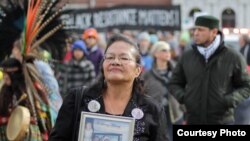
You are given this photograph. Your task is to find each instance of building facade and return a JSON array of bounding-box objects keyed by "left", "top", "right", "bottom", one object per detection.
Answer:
[{"left": 173, "top": 0, "right": 250, "bottom": 29}]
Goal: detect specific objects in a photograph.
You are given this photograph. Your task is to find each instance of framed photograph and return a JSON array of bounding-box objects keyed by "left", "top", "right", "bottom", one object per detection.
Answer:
[{"left": 78, "top": 112, "right": 135, "bottom": 141}]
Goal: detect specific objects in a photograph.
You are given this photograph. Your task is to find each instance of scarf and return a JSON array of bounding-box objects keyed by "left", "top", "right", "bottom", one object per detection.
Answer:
[{"left": 197, "top": 35, "right": 221, "bottom": 62}]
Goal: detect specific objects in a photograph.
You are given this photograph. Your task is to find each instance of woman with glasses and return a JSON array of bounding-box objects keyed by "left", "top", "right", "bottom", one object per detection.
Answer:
[{"left": 49, "top": 34, "right": 169, "bottom": 141}]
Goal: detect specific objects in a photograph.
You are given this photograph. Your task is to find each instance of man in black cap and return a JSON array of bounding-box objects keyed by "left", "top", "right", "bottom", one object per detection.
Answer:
[{"left": 168, "top": 15, "right": 250, "bottom": 124}]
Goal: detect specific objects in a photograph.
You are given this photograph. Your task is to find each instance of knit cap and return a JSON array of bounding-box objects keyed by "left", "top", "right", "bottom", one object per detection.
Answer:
[{"left": 72, "top": 40, "right": 88, "bottom": 54}]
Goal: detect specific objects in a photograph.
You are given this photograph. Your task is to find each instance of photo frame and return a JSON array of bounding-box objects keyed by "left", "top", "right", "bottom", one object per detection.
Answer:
[{"left": 78, "top": 112, "right": 135, "bottom": 141}]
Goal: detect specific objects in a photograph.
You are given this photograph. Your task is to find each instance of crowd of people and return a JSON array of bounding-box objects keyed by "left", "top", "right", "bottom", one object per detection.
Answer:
[{"left": 1, "top": 13, "right": 250, "bottom": 141}]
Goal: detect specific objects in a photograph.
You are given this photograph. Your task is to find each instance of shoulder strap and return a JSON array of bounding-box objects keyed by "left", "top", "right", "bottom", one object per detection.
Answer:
[{"left": 72, "top": 86, "right": 86, "bottom": 141}]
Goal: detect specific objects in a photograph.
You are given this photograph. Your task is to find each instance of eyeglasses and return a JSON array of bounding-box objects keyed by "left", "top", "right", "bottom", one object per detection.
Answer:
[{"left": 104, "top": 54, "right": 135, "bottom": 64}]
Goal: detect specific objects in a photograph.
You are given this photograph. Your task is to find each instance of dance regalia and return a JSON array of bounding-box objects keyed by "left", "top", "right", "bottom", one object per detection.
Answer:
[{"left": 0, "top": 0, "right": 66, "bottom": 140}]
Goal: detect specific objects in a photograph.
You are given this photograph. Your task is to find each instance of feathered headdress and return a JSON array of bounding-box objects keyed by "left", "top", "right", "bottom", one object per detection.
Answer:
[
  {"left": 0, "top": 0, "right": 67, "bottom": 138},
  {"left": 0, "top": 0, "right": 67, "bottom": 61}
]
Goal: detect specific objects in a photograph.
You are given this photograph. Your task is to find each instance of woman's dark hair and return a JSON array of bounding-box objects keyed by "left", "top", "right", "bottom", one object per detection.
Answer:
[
  {"left": 89, "top": 34, "right": 145, "bottom": 95},
  {"left": 0, "top": 58, "right": 25, "bottom": 90},
  {"left": 105, "top": 33, "right": 141, "bottom": 64},
  {"left": 0, "top": 86, "right": 13, "bottom": 115},
  {"left": 0, "top": 58, "right": 26, "bottom": 115}
]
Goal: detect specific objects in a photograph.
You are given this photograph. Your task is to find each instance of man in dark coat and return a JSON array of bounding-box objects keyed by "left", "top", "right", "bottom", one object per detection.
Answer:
[{"left": 168, "top": 15, "right": 250, "bottom": 124}]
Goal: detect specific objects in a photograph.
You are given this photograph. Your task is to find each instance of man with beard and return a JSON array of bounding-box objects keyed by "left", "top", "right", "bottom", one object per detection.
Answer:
[{"left": 168, "top": 15, "right": 250, "bottom": 124}]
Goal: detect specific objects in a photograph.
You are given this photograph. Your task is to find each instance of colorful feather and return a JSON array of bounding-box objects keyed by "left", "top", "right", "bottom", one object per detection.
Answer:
[
  {"left": 0, "top": 0, "right": 67, "bottom": 134},
  {"left": 0, "top": 0, "right": 67, "bottom": 61}
]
